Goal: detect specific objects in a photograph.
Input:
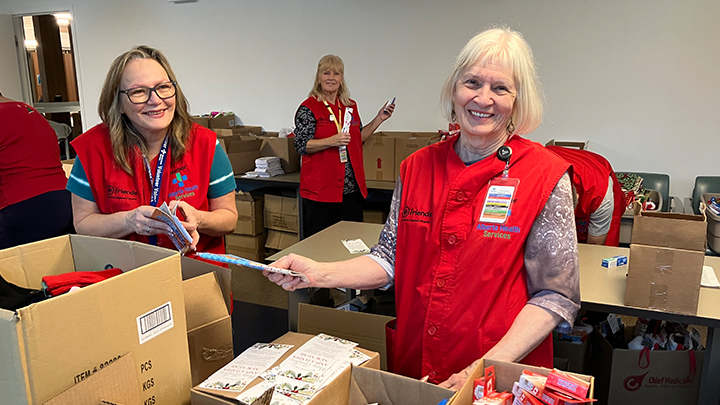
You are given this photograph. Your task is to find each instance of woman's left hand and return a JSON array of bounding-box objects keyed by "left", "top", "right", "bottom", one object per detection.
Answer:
[
  {"left": 168, "top": 200, "right": 202, "bottom": 249},
  {"left": 378, "top": 102, "right": 395, "bottom": 121},
  {"left": 438, "top": 358, "right": 481, "bottom": 390}
]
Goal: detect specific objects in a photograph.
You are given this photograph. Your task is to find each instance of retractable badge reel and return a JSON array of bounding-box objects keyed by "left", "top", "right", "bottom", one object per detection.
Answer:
[{"left": 478, "top": 146, "right": 520, "bottom": 224}]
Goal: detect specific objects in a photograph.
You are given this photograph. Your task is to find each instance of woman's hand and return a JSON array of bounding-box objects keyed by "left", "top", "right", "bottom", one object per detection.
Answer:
[
  {"left": 263, "top": 253, "right": 327, "bottom": 291},
  {"left": 438, "top": 358, "right": 481, "bottom": 390},
  {"left": 124, "top": 205, "right": 172, "bottom": 236},
  {"left": 379, "top": 102, "right": 395, "bottom": 121},
  {"left": 168, "top": 200, "right": 202, "bottom": 249},
  {"left": 327, "top": 132, "right": 352, "bottom": 147}
]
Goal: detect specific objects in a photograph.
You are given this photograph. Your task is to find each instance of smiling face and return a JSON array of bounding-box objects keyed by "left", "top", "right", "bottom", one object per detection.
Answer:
[
  {"left": 120, "top": 58, "right": 175, "bottom": 141},
  {"left": 453, "top": 61, "right": 516, "bottom": 143},
  {"left": 319, "top": 68, "right": 343, "bottom": 98}
]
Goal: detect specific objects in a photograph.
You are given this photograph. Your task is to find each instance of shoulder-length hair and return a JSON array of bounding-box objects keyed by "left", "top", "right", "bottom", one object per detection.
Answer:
[
  {"left": 440, "top": 27, "right": 543, "bottom": 135},
  {"left": 98, "top": 45, "right": 192, "bottom": 174},
  {"left": 309, "top": 55, "right": 354, "bottom": 106}
]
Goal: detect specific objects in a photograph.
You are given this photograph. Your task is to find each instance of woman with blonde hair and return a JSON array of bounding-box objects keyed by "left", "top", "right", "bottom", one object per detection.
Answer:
[
  {"left": 267, "top": 27, "right": 580, "bottom": 389},
  {"left": 294, "top": 54, "right": 394, "bottom": 238},
  {"left": 67, "top": 45, "right": 237, "bottom": 257}
]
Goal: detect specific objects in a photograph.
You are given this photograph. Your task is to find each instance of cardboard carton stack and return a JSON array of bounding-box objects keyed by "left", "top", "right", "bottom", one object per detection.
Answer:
[
  {"left": 363, "top": 131, "right": 441, "bottom": 182},
  {"left": 264, "top": 194, "right": 299, "bottom": 255}
]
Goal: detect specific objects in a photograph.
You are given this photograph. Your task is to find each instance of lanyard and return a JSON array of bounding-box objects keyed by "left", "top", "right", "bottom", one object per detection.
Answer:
[
  {"left": 142, "top": 135, "right": 169, "bottom": 245},
  {"left": 323, "top": 100, "right": 343, "bottom": 134}
]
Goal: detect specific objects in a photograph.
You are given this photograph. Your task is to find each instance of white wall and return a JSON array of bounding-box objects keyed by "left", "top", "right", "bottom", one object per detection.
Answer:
[
  {"left": 0, "top": 14, "right": 23, "bottom": 99},
  {"left": 3, "top": 0, "right": 719, "bottom": 199}
]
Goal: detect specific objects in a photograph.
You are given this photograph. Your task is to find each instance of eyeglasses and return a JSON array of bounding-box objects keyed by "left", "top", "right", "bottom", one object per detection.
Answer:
[{"left": 120, "top": 81, "right": 177, "bottom": 104}]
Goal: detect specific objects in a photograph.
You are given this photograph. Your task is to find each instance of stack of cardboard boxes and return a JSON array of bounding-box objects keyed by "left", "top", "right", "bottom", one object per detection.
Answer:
[
  {"left": 362, "top": 131, "right": 441, "bottom": 182},
  {"left": 264, "top": 194, "right": 299, "bottom": 255}
]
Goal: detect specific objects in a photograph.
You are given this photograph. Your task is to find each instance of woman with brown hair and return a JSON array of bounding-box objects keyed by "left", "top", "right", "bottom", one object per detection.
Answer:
[{"left": 67, "top": 45, "right": 237, "bottom": 255}]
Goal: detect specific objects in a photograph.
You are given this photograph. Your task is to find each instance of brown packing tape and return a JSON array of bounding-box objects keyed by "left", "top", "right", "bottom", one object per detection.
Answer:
[
  {"left": 648, "top": 248, "right": 673, "bottom": 311},
  {"left": 202, "top": 344, "right": 234, "bottom": 362}
]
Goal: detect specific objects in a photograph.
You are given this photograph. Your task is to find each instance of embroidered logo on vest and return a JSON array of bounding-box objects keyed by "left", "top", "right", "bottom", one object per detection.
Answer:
[
  {"left": 107, "top": 185, "right": 138, "bottom": 200},
  {"left": 169, "top": 170, "right": 198, "bottom": 200},
  {"left": 400, "top": 206, "right": 432, "bottom": 224},
  {"left": 476, "top": 223, "right": 521, "bottom": 240}
]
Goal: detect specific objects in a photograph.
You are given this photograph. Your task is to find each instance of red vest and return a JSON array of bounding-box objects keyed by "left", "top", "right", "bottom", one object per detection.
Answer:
[
  {"left": 546, "top": 146, "right": 624, "bottom": 246},
  {"left": 298, "top": 96, "right": 367, "bottom": 202},
  {"left": 71, "top": 123, "right": 225, "bottom": 255},
  {"left": 394, "top": 135, "right": 569, "bottom": 383}
]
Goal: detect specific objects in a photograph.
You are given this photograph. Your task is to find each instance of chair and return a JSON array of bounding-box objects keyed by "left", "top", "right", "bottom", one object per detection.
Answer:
[
  {"left": 47, "top": 120, "right": 72, "bottom": 160},
  {"left": 615, "top": 172, "right": 672, "bottom": 212},
  {"left": 691, "top": 176, "right": 720, "bottom": 215}
]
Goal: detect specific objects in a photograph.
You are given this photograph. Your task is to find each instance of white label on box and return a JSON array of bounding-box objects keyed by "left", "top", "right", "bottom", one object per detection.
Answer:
[
  {"left": 136, "top": 301, "right": 174, "bottom": 345},
  {"left": 607, "top": 313, "right": 620, "bottom": 335}
]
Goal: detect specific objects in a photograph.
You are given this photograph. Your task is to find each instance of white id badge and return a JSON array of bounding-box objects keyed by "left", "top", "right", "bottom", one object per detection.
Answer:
[
  {"left": 478, "top": 177, "right": 520, "bottom": 224},
  {"left": 339, "top": 145, "right": 348, "bottom": 163}
]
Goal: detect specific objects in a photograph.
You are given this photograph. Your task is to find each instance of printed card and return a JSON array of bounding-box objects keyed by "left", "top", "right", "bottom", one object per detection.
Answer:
[{"left": 201, "top": 343, "right": 293, "bottom": 391}]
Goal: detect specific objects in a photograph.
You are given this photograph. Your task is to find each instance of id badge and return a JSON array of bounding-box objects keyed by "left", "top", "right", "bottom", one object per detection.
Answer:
[
  {"left": 339, "top": 145, "right": 348, "bottom": 163},
  {"left": 478, "top": 177, "right": 520, "bottom": 224}
]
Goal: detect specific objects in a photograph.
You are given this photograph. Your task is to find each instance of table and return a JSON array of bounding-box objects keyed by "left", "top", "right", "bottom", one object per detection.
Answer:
[
  {"left": 235, "top": 173, "right": 395, "bottom": 240},
  {"left": 266, "top": 221, "right": 384, "bottom": 331}
]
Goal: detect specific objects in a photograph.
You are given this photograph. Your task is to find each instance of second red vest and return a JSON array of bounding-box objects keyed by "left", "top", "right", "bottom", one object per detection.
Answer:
[
  {"left": 298, "top": 96, "right": 368, "bottom": 202},
  {"left": 394, "top": 135, "right": 569, "bottom": 383}
]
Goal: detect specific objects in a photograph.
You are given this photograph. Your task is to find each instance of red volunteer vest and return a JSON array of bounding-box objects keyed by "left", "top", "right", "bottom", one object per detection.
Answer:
[
  {"left": 71, "top": 123, "right": 225, "bottom": 256},
  {"left": 298, "top": 96, "right": 367, "bottom": 202},
  {"left": 394, "top": 135, "right": 569, "bottom": 383},
  {"left": 546, "top": 146, "right": 624, "bottom": 246}
]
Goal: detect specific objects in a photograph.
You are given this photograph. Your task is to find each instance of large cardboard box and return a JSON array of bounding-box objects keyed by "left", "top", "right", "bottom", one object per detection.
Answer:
[
  {"left": 225, "top": 233, "right": 267, "bottom": 262},
  {"left": 260, "top": 136, "right": 300, "bottom": 173},
  {"left": 231, "top": 125, "right": 263, "bottom": 137},
  {"left": 588, "top": 327, "right": 703, "bottom": 405},
  {"left": 625, "top": 206, "right": 707, "bottom": 315},
  {"left": 363, "top": 134, "right": 395, "bottom": 181},
  {"left": 191, "top": 115, "right": 211, "bottom": 128},
  {"left": 394, "top": 135, "right": 433, "bottom": 179},
  {"left": 0, "top": 235, "right": 191, "bottom": 405},
  {"left": 234, "top": 192, "right": 264, "bottom": 236},
  {"left": 448, "top": 358, "right": 595, "bottom": 405},
  {"left": 191, "top": 332, "right": 381, "bottom": 405},
  {"left": 298, "top": 303, "right": 395, "bottom": 371},
  {"left": 226, "top": 138, "right": 263, "bottom": 175},
  {"left": 209, "top": 114, "right": 237, "bottom": 129},
  {"left": 181, "top": 257, "right": 233, "bottom": 387},
  {"left": 264, "top": 195, "right": 298, "bottom": 233},
  {"left": 265, "top": 229, "right": 298, "bottom": 251}
]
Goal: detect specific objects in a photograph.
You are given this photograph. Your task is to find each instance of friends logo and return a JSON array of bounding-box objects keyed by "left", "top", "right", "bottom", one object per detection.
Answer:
[
  {"left": 401, "top": 206, "right": 432, "bottom": 224},
  {"left": 107, "top": 185, "right": 138, "bottom": 200}
]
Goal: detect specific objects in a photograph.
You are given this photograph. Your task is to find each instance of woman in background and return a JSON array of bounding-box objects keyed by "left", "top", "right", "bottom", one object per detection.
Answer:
[{"left": 0, "top": 92, "right": 74, "bottom": 248}]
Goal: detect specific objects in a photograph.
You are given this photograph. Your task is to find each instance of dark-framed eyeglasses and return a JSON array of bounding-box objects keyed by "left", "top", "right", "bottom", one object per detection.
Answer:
[{"left": 119, "top": 81, "right": 177, "bottom": 104}]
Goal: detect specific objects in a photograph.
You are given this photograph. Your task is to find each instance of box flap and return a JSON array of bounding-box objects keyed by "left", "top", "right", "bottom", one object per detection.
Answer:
[
  {"left": 227, "top": 139, "right": 263, "bottom": 153},
  {"left": 348, "top": 365, "right": 453, "bottom": 405},
  {"left": 0, "top": 311, "right": 29, "bottom": 405},
  {"left": 632, "top": 208, "right": 707, "bottom": 251},
  {"left": 181, "top": 256, "right": 232, "bottom": 314},
  {"left": 0, "top": 234, "right": 74, "bottom": 289},
  {"left": 235, "top": 191, "right": 255, "bottom": 203},
  {"left": 43, "top": 352, "right": 141, "bottom": 405},
  {"left": 183, "top": 273, "right": 229, "bottom": 331}
]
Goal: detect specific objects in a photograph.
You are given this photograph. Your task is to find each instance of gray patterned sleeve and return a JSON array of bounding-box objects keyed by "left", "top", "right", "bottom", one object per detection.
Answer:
[
  {"left": 294, "top": 105, "right": 316, "bottom": 156},
  {"left": 524, "top": 172, "right": 581, "bottom": 332},
  {"left": 366, "top": 176, "right": 402, "bottom": 288}
]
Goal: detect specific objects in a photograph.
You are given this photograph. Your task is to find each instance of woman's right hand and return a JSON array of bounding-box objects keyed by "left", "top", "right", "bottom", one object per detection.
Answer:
[
  {"left": 125, "top": 205, "right": 172, "bottom": 236},
  {"left": 264, "top": 253, "right": 325, "bottom": 291},
  {"left": 327, "top": 132, "right": 352, "bottom": 147}
]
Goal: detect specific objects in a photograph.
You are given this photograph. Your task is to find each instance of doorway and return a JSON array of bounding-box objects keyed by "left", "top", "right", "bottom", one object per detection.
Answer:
[{"left": 14, "top": 12, "right": 81, "bottom": 159}]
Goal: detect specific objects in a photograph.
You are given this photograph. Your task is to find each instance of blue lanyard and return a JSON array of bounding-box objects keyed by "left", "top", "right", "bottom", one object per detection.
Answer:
[{"left": 142, "top": 135, "right": 169, "bottom": 245}]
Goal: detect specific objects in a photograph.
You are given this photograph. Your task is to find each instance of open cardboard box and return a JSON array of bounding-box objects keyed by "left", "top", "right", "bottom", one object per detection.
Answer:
[
  {"left": 0, "top": 235, "right": 192, "bottom": 405},
  {"left": 191, "top": 332, "right": 380, "bottom": 405},
  {"left": 625, "top": 202, "right": 707, "bottom": 315},
  {"left": 226, "top": 138, "right": 263, "bottom": 175},
  {"left": 447, "top": 358, "right": 595, "bottom": 405}
]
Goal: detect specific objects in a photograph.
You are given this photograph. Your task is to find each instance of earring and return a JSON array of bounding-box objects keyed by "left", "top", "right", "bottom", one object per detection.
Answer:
[
  {"left": 507, "top": 117, "right": 515, "bottom": 133},
  {"left": 451, "top": 109, "right": 457, "bottom": 122}
]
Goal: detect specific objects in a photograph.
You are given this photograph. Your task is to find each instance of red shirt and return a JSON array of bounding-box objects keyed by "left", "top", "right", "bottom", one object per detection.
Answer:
[
  {"left": 546, "top": 146, "right": 624, "bottom": 246},
  {"left": 393, "top": 135, "right": 568, "bottom": 383},
  {"left": 71, "top": 123, "right": 225, "bottom": 255},
  {"left": 0, "top": 101, "right": 67, "bottom": 210},
  {"left": 298, "top": 96, "right": 367, "bottom": 202}
]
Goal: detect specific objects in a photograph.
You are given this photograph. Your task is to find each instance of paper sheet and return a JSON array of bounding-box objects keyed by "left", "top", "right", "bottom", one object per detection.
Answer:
[
  {"left": 341, "top": 238, "right": 370, "bottom": 254},
  {"left": 702, "top": 265, "right": 720, "bottom": 288},
  {"left": 200, "top": 343, "right": 293, "bottom": 391}
]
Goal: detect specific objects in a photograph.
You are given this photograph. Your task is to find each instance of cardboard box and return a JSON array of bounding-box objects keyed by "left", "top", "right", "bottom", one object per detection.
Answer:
[
  {"left": 263, "top": 195, "right": 298, "bottom": 233},
  {"left": 588, "top": 327, "right": 703, "bottom": 405},
  {"left": 231, "top": 125, "right": 263, "bottom": 137},
  {"left": 298, "top": 303, "right": 395, "bottom": 371},
  {"left": 362, "top": 209, "right": 387, "bottom": 224},
  {"left": 191, "top": 332, "right": 381, "bottom": 405},
  {"left": 226, "top": 138, "right": 263, "bottom": 175},
  {"left": 394, "top": 135, "right": 433, "bottom": 179},
  {"left": 234, "top": 192, "right": 264, "bottom": 236},
  {"left": 209, "top": 114, "right": 237, "bottom": 129},
  {"left": 260, "top": 136, "right": 300, "bottom": 173},
  {"left": 225, "top": 232, "right": 267, "bottom": 262},
  {"left": 448, "top": 359, "right": 594, "bottom": 405},
  {"left": 625, "top": 206, "right": 707, "bottom": 315},
  {"left": 0, "top": 235, "right": 191, "bottom": 405},
  {"left": 363, "top": 134, "right": 395, "bottom": 181},
  {"left": 265, "top": 229, "right": 298, "bottom": 251},
  {"left": 44, "top": 352, "right": 141, "bottom": 405},
  {"left": 181, "top": 257, "right": 233, "bottom": 387},
  {"left": 553, "top": 340, "right": 589, "bottom": 374},
  {"left": 192, "top": 115, "right": 211, "bottom": 128}
]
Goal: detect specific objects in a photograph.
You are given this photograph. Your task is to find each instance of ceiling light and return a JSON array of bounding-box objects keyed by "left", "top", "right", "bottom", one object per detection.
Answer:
[{"left": 53, "top": 13, "right": 72, "bottom": 20}]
